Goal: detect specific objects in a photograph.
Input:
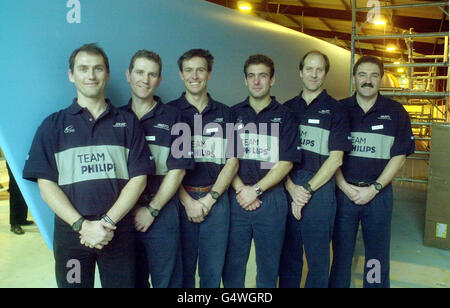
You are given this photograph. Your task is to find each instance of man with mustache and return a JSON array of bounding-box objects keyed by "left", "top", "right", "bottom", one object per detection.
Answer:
[{"left": 329, "top": 55, "right": 415, "bottom": 288}]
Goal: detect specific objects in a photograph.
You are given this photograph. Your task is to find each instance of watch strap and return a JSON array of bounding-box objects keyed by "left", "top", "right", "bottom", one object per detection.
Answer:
[
  {"left": 373, "top": 182, "right": 383, "bottom": 191},
  {"left": 304, "top": 182, "right": 314, "bottom": 194},
  {"left": 72, "top": 216, "right": 86, "bottom": 232}
]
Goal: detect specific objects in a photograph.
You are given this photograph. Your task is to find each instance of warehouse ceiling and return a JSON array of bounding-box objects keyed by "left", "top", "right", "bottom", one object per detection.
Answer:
[{"left": 205, "top": 0, "right": 449, "bottom": 62}]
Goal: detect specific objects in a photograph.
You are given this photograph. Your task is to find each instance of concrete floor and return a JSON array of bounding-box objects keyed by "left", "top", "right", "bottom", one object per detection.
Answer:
[{"left": 0, "top": 159, "right": 449, "bottom": 288}]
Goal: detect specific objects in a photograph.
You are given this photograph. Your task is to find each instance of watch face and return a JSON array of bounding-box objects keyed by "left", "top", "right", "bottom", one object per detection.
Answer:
[
  {"left": 210, "top": 191, "right": 219, "bottom": 200},
  {"left": 375, "top": 183, "right": 382, "bottom": 191}
]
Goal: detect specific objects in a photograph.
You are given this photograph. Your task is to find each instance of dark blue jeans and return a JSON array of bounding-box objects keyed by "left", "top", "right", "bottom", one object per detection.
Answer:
[
  {"left": 329, "top": 185, "right": 393, "bottom": 288},
  {"left": 279, "top": 169, "right": 336, "bottom": 288},
  {"left": 53, "top": 214, "right": 135, "bottom": 288},
  {"left": 179, "top": 190, "right": 230, "bottom": 288},
  {"left": 135, "top": 197, "right": 182, "bottom": 288},
  {"left": 223, "top": 185, "right": 288, "bottom": 288}
]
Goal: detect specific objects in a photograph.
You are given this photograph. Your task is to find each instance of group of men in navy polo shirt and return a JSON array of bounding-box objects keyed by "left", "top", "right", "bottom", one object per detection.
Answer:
[{"left": 22, "top": 43, "right": 414, "bottom": 288}]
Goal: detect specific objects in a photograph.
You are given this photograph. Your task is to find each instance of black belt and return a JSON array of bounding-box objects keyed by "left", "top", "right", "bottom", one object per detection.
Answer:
[{"left": 347, "top": 181, "right": 374, "bottom": 187}]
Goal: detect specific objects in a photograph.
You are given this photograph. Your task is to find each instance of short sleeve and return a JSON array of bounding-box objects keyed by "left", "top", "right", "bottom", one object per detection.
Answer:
[
  {"left": 166, "top": 110, "right": 195, "bottom": 171},
  {"left": 22, "top": 117, "right": 59, "bottom": 183},
  {"left": 279, "top": 110, "right": 302, "bottom": 163},
  {"left": 127, "top": 116, "right": 155, "bottom": 177},
  {"left": 390, "top": 105, "right": 415, "bottom": 157},
  {"left": 329, "top": 102, "right": 353, "bottom": 152}
]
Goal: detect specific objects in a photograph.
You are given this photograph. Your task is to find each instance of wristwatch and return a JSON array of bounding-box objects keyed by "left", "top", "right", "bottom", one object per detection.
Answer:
[
  {"left": 373, "top": 182, "right": 383, "bottom": 191},
  {"left": 209, "top": 190, "right": 220, "bottom": 200},
  {"left": 72, "top": 217, "right": 86, "bottom": 232},
  {"left": 253, "top": 184, "right": 263, "bottom": 196},
  {"left": 146, "top": 205, "right": 160, "bottom": 217},
  {"left": 304, "top": 182, "right": 314, "bottom": 195}
]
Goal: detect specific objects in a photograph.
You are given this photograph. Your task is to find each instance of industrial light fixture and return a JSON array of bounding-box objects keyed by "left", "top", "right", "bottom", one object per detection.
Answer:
[
  {"left": 373, "top": 18, "right": 386, "bottom": 26},
  {"left": 386, "top": 45, "right": 397, "bottom": 52},
  {"left": 238, "top": 1, "right": 252, "bottom": 11}
]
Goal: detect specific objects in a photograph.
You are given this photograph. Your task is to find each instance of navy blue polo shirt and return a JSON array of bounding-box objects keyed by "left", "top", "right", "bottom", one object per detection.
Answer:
[
  {"left": 23, "top": 98, "right": 154, "bottom": 216},
  {"left": 167, "top": 93, "right": 235, "bottom": 187},
  {"left": 232, "top": 97, "right": 302, "bottom": 185},
  {"left": 340, "top": 93, "right": 415, "bottom": 182},
  {"left": 120, "top": 96, "right": 195, "bottom": 194},
  {"left": 284, "top": 90, "right": 352, "bottom": 173}
]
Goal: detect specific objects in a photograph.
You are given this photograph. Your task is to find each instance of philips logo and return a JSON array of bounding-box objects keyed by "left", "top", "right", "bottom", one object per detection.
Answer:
[
  {"left": 113, "top": 122, "right": 127, "bottom": 128},
  {"left": 64, "top": 125, "right": 76, "bottom": 134},
  {"left": 271, "top": 118, "right": 282, "bottom": 123}
]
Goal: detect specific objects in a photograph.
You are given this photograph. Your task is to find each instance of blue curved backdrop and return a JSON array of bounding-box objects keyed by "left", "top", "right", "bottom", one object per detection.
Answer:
[{"left": 0, "top": 0, "right": 351, "bottom": 249}]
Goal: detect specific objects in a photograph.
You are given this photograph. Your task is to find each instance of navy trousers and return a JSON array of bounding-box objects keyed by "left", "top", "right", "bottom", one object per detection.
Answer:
[
  {"left": 179, "top": 190, "right": 230, "bottom": 288},
  {"left": 135, "top": 197, "right": 182, "bottom": 288},
  {"left": 53, "top": 214, "right": 136, "bottom": 288},
  {"left": 223, "top": 185, "right": 287, "bottom": 288},
  {"left": 279, "top": 169, "right": 336, "bottom": 288},
  {"left": 329, "top": 185, "right": 393, "bottom": 288}
]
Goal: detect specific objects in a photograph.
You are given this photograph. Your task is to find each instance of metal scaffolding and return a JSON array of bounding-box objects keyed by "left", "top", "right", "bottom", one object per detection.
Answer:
[{"left": 350, "top": 0, "right": 449, "bottom": 184}]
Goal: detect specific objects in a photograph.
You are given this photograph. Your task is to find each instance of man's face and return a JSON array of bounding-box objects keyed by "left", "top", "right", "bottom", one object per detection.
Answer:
[
  {"left": 300, "top": 53, "right": 327, "bottom": 93},
  {"left": 69, "top": 51, "right": 109, "bottom": 100},
  {"left": 354, "top": 62, "right": 382, "bottom": 99},
  {"left": 245, "top": 64, "right": 275, "bottom": 100},
  {"left": 179, "top": 56, "right": 210, "bottom": 96},
  {"left": 126, "top": 57, "right": 161, "bottom": 101}
]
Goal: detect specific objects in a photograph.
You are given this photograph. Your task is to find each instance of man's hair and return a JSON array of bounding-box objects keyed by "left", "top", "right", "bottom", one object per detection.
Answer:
[
  {"left": 69, "top": 43, "right": 110, "bottom": 73},
  {"left": 128, "top": 50, "right": 162, "bottom": 76},
  {"left": 243, "top": 54, "right": 275, "bottom": 78},
  {"left": 177, "top": 49, "right": 214, "bottom": 72},
  {"left": 353, "top": 55, "right": 384, "bottom": 77},
  {"left": 298, "top": 50, "right": 330, "bottom": 74}
]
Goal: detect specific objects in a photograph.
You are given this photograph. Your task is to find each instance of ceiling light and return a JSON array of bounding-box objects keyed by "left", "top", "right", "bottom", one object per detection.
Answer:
[
  {"left": 238, "top": 1, "right": 252, "bottom": 11},
  {"left": 374, "top": 19, "right": 386, "bottom": 26},
  {"left": 386, "top": 45, "right": 397, "bottom": 52}
]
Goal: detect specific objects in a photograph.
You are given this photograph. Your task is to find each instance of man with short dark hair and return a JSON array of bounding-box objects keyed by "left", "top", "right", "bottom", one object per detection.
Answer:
[
  {"left": 329, "top": 55, "right": 415, "bottom": 288},
  {"left": 279, "top": 50, "right": 352, "bottom": 288},
  {"left": 23, "top": 43, "right": 153, "bottom": 288},
  {"left": 168, "top": 49, "right": 238, "bottom": 288},
  {"left": 121, "top": 50, "right": 194, "bottom": 288},
  {"left": 222, "top": 54, "right": 302, "bottom": 288}
]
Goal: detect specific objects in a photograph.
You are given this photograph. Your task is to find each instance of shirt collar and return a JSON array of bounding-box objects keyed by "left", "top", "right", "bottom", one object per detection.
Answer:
[
  {"left": 176, "top": 92, "right": 217, "bottom": 112},
  {"left": 350, "top": 92, "right": 386, "bottom": 112},
  {"left": 125, "top": 96, "right": 164, "bottom": 120},
  {"left": 68, "top": 98, "right": 116, "bottom": 115},
  {"left": 297, "top": 89, "right": 328, "bottom": 107},
  {"left": 241, "top": 96, "right": 279, "bottom": 113}
]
